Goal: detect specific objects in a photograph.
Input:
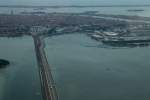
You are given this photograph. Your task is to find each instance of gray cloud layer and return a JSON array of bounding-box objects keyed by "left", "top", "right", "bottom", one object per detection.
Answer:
[{"left": 0, "top": 0, "right": 150, "bottom": 5}]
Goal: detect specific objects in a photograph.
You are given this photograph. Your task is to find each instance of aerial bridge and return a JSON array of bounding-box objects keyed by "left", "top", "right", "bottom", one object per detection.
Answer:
[{"left": 31, "top": 26, "right": 58, "bottom": 100}]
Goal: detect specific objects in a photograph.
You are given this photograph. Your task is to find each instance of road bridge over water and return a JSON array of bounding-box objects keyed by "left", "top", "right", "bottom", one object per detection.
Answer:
[{"left": 33, "top": 35, "right": 58, "bottom": 100}]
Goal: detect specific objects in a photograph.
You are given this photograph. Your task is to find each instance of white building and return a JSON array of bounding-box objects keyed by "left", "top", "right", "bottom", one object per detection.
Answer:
[{"left": 30, "top": 26, "right": 49, "bottom": 36}]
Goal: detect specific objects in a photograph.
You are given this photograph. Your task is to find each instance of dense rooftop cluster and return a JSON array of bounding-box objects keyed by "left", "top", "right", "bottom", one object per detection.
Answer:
[
  {"left": 0, "top": 13, "right": 129, "bottom": 37},
  {"left": 0, "top": 12, "right": 150, "bottom": 38}
]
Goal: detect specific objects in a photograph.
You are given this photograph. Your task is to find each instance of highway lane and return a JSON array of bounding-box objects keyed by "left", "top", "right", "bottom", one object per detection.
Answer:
[{"left": 33, "top": 36, "right": 58, "bottom": 100}]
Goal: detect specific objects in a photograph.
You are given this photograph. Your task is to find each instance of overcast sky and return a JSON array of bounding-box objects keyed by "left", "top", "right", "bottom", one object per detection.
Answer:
[{"left": 0, "top": 0, "right": 150, "bottom": 6}]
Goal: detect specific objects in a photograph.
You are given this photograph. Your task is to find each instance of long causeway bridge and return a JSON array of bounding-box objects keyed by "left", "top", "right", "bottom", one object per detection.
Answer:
[{"left": 33, "top": 35, "right": 59, "bottom": 100}]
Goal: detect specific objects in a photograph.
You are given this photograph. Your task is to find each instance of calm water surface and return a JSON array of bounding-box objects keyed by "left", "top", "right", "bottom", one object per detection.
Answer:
[
  {"left": 0, "top": 36, "right": 43, "bottom": 100},
  {"left": 0, "top": 33, "right": 150, "bottom": 100},
  {"left": 45, "top": 34, "right": 150, "bottom": 100}
]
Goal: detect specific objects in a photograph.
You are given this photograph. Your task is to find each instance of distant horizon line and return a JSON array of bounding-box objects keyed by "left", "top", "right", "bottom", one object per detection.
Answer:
[{"left": 0, "top": 4, "right": 150, "bottom": 8}]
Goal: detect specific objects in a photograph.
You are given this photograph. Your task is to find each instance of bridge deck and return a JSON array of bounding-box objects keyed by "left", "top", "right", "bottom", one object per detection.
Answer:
[{"left": 33, "top": 36, "right": 58, "bottom": 100}]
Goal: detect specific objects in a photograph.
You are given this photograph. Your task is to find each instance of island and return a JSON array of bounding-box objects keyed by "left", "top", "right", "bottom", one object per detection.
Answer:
[{"left": 0, "top": 59, "right": 10, "bottom": 68}]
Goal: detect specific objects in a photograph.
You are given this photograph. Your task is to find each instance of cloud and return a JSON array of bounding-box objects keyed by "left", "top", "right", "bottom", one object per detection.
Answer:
[{"left": 0, "top": 0, "right": 150, "bottom": 5}]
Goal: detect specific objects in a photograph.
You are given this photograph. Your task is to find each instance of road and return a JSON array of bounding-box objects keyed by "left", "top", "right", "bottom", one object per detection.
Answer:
[{"left": 33, "top": 35, "right": 58, "bottom": 100}]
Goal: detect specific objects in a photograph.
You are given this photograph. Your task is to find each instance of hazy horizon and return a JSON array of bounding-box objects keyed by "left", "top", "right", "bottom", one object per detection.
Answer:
[{"left": 0, "top": 0, "right": 150, "bottom": 6}]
